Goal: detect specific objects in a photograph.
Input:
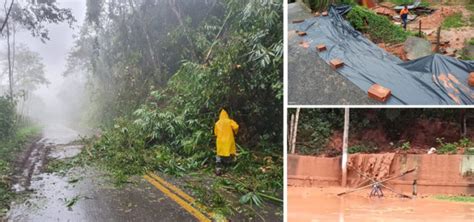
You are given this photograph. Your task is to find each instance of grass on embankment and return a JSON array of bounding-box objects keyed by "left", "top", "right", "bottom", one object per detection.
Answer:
[
  {"left": 0, "top": 125, "right": 41, "bottom": 216},
  {"left": 442, "top": 12, "right": 465, "bottom": 29},
  {"left": 346, "top": 6, "right": 410, "bottom": 44},
  {"left": 434, "top": 195, "right": 474, "bottom": 203}
]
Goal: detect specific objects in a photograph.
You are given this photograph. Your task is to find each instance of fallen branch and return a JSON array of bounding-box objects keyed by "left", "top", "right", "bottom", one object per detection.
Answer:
[
  {"left": 222, "top": 175, "right": 283, "bottom": 204},
  {"left": 204, "top": 10, "right": 232, "bottom": 64}
]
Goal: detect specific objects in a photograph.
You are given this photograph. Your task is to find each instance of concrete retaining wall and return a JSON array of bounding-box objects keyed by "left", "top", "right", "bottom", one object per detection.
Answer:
[{"left": 288, "top": 154, "right": 474, "bottom": 195}]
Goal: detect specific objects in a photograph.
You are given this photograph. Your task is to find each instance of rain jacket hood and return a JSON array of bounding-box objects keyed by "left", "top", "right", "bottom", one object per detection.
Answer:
[
  {"left": 219, "top": 109, "right": 229, "bottom": 119},
  {"left": 214, "top": 109, "right": 239, "bottom": 157}
]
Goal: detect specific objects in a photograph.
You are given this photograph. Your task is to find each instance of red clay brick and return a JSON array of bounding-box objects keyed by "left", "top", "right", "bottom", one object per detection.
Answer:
[
  {"left": 297, "top": 31, "right": 307, "bottom": 36},
  {"left": 469, "top": 72, "right": 474, "bottom": 86},
  {"left": 368, "top": 84, "right": 392, "bottom": 102},
  {"left": 316, "top": 44, "right": 327, "bottom": 52},
  {"left": 292, "top": 19, "right": 304, "bottom": 24},
  {"left": 329, "top": 59, "right": 344, "bottom": 69},
  {"left": 322, "top": 11, "right": 328, "bottom": 16}
]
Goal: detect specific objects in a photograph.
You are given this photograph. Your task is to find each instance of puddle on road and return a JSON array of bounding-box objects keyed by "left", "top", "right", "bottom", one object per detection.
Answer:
[
  {"left": 8, "top": 172, "right": 90, "bottom": 221},
  {"left": 7, "top": 125, "right": 91, "bottom": 221},
  {"left": 7, "top": 124, "right": 196, "bottom": 222},
  {"left": 288, "top": 187, "right": 474, "bottom": 222}
]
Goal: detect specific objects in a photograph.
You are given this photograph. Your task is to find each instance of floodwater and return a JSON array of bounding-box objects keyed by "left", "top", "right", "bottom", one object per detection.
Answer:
[{"left": 288, "top": 187, "right": 474, "bottom": 222}]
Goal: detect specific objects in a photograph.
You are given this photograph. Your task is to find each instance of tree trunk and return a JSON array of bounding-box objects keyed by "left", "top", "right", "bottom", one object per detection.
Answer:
[
  {"left": 435, "top": 26, "right": 441, "bottom": 53},
  {"left": 341, "top": 108, "right": 350, "bottom": 187},
  {"left": 6, "top": 20, "right": 13, "bottom": 100},
  {"left": 0, "top": 0, "right": 14, "bottom": 34}
]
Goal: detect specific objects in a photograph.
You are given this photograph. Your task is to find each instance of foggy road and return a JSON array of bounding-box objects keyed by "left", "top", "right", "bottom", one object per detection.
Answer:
[{"left": 6, "top": 124, "right": 209, "bottom": 222}]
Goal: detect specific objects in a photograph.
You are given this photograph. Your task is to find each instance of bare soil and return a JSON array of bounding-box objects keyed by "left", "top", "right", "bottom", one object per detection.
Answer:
[{"left": 324, "top": 118, "right": 469, "bottom": 155}]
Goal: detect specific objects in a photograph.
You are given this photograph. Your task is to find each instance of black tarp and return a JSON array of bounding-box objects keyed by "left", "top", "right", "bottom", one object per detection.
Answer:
[{"left": 290, "top": 5, "right": 474, "bottom": 105}]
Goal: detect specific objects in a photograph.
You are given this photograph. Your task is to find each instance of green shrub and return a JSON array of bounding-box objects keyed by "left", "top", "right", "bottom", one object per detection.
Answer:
[
  {"left": 348, "top": 144, "right": 378, "bottom": 154},
  {"left": 468, "top": 38, "right": 474, "bottom": 46},
  {"left": 401, "top": 141, "right": 411, "bottom": 151},
  {"left": 436, "top": 138, "right": 458, "bottom": 154},
  {"left": 346, "top": 6, "right": 409, "bottom": 43},
  {"left": 458, "top": 138, "right": 472, "bottom": 148}
]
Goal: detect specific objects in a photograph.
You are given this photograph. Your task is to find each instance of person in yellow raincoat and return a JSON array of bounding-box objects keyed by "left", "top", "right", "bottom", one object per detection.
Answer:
[{"left": 214, "top": 109, "right": 239, "bottom": 175}]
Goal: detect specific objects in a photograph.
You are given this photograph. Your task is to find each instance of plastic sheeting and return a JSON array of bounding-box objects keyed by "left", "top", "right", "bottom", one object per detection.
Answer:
[{"left": 290, "top": 5, "right": 474, "bottom": 105}]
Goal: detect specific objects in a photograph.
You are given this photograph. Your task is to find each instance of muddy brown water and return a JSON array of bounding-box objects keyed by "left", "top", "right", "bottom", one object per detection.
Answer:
[{"left": 288, "top": 187, "right": 474, "bottom": 222}]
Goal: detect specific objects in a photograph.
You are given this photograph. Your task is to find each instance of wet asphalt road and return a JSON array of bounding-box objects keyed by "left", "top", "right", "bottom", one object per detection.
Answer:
[
  {"left": 288, "top": 3, "right": 377, "bottom": 105},
  {"left": 7, "top": 124, "right": 197, "bottom": 222}
]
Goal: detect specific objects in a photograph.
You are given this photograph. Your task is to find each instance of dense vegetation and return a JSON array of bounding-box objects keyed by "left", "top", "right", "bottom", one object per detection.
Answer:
[
  {"left": 289, "top": 108, "right": 473, "bottom": 156},
  {"left": 64, "top": 0, "right": 283, "bottom": 217},
  {"left": 346, "top": 5, "right": 410, "bottom": 43},
  {"left": 296, "top": 0, "right": 410, "bottom": 44},
  {"left": 0, "top": 97, "right": 15, "bottom": 139}
]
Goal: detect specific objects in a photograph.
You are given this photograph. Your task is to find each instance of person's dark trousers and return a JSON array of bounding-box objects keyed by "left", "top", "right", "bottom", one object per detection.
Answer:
[
  {"left": 215, "top": 155, "right": 234, "bottom": 175},
  {"left": 401, "top": 14, "right": 408, "bottom": 30}
]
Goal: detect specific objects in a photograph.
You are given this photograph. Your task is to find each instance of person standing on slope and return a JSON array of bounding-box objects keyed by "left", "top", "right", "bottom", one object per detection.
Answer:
[
  {"left": 214, "top": 109, "right": 239, "bottom": 176},
  {"left": 400, "top": 5, "right": 409, "bottom": 30}
]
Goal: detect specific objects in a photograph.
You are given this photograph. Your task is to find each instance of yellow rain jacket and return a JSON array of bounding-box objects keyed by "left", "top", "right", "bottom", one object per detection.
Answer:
[{"left": 214, "top": 109, "right": 239, "bottom": 157}]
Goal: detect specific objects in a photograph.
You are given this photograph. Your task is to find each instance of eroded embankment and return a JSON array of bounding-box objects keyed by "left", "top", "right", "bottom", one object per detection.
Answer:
[{"left": 288, "top": 154, "right": 474, "bottom": 195}]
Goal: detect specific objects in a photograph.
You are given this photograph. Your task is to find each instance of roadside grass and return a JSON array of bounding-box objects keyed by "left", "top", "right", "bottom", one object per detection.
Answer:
[
  {"left": 442, "top": 13, "right": 465, "bottom": 29},
  {"left": 0, "top": 125, "right": 41, "bottom": 216},
  {"left": 434, "top": 195, "right": 474, "bottom": 203}
]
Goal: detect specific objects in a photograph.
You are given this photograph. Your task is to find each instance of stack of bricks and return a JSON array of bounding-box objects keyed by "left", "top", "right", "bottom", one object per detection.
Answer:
[
  {"left": 329, "top": 59, "right": 344, "bottom": 69},
  {"left": 316, "top": 44, "right": 327, "bottom": 52},
  {"left": 297, "top": 31, "right": 307, "bottom": 36},
  {"left": 292, "top": 19, "right": 304, "bottom": 24},
  {"left": 469, "top": 72, "right": 474, "bottom": 86},
  {"left": 368, "top": 84, "right": 392, "bottom": 102}
]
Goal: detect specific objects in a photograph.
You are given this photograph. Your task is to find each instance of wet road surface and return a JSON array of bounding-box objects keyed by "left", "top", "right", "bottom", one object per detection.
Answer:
[
  {"left": 7, "top": 124, "right": 200, "bottom": 222},
  {"left": 288, "top": 186, "right": 474, "bottom": 222}
]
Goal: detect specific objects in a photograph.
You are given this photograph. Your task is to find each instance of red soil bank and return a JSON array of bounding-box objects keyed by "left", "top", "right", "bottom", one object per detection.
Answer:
[{"left": 288, "top": 154, "right": 474, "bottom": 195}]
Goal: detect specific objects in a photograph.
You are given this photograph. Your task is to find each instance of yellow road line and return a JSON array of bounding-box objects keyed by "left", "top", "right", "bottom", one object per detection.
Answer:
[
  {"left": 143, "top": 175, "right": 212, "bottom": 222},
  {"left": 146, "top": 172, "right": 217, "bottom": 219}
]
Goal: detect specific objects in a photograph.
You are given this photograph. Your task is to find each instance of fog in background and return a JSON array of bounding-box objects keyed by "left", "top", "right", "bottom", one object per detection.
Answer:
[{"left": 8, "top": 0, "right": 87, "bottom": 127}]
